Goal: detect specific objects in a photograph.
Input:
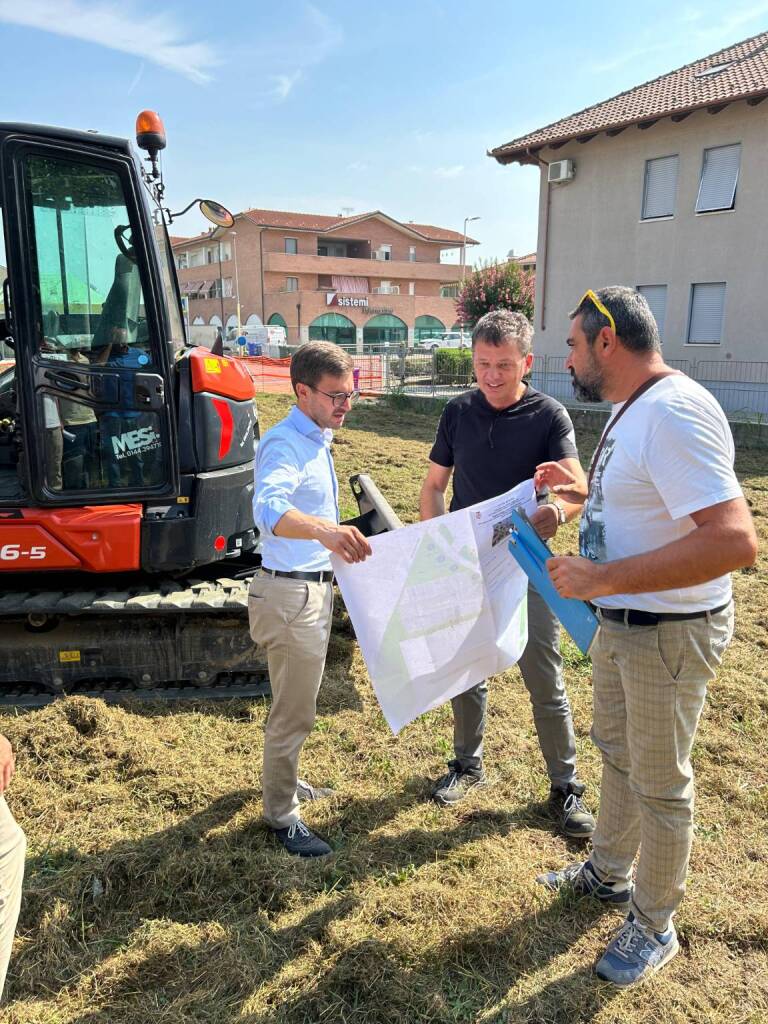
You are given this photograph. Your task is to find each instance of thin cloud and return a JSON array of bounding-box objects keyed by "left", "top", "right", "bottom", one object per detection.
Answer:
[
  {"left": 270, "top": 71, "right": 302, "bottom": 101},
  {"left": 592, "top": 40, "right": 677, "bottom": 74},
  {"left": 0, "top": 0, "right": 220, "bottom": 84},
  {"left": 253, "top": 4, "right": 343, "bottom": 103},
  {"left": 127, "top": 61, "right": 145, "bottom": 95},
  {"left": 693, "top": 0, "right": 768, "bottom": 38},
  {"left": 434, "top": 165, "right": 465, "bottom": 179}
]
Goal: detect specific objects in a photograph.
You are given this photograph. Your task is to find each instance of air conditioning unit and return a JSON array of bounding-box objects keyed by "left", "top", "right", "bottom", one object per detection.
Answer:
[{"left": 548, "top": 159, "right": 575, "bottom": 184}]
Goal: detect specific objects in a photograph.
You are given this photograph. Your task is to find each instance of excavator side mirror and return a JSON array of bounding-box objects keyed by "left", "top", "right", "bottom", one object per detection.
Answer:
[{"left": 199, "top": 200, "right": 235, "bottom": 228}]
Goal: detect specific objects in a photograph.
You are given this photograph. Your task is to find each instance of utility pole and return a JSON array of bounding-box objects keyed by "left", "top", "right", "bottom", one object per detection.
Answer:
[
  {"left": 230, "top": 230, "right": 241, "bottom": 331},
  {"left": 217, "top": 236, "right": 225, "bottom": 330}
]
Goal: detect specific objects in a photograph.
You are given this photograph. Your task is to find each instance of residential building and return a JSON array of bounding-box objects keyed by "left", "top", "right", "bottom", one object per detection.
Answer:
[
  {"left": 172, "top": 209, "right": 478, "bottom": 349},
  {"left": 515, "top": 252, "right": 536, "bottom": 275},
  {"left": 490, "top": 31, "right": 768, "bottom": 363}
]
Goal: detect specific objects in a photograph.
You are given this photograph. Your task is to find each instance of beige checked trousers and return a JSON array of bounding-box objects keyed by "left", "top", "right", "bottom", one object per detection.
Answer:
[
  {"left": 589, "top": 604, "right": 734, "bottom": 933},
  {"left": 248, "top": 572, "right": 334, "bottom": 829},
  {"left": 0, "top": 796, "right": 25, "bottom": 1001}
]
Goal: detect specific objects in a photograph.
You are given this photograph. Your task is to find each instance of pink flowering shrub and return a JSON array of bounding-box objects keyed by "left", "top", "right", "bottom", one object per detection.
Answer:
[{"left": 456, "top": 260, "right": 534, "bottom": 327}]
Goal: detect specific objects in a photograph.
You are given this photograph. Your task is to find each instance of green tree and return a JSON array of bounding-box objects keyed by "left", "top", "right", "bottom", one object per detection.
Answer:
[{"left": 456, "top": 260, "right": 534, "bottom": 328}]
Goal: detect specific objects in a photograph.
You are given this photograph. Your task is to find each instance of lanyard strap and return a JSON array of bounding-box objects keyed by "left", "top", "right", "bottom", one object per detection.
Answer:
[{"left": 587, "top": 371, "right": 679, "bottom": 487}]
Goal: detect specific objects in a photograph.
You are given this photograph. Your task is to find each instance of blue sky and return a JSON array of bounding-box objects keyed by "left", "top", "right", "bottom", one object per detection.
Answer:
[{"left": 3, "top": 0, "right": 768, "bottom": 264}]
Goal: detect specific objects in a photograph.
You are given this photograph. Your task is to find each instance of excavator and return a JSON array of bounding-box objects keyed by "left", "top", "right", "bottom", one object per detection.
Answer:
[{"left": 0, "top": 112, "right": 399, "bottom": 706}]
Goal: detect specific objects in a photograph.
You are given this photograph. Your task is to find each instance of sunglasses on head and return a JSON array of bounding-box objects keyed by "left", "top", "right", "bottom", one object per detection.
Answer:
[{"left": 578, "top": 289, "right": 616, "bottom": 335}]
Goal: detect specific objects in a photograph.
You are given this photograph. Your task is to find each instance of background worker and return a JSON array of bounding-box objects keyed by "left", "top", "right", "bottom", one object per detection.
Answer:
[
  {"left": 249, "top": 342, "right": 371, "bottom": 858},
  {"left": 536, "top": 286, "right": 757, "bottom": 987},
  {"left": 419, "top": 309, "right": 595, "bottom": 839}
]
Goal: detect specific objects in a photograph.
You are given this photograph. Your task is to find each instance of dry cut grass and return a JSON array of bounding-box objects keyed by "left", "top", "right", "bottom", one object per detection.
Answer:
[{"left": 0, "top": 392, "right": 766, "bottom": 1024}]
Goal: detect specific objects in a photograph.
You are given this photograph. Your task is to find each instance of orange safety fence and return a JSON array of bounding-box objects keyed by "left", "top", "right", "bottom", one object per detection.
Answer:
[{"left": 240, "top": 354, "right": 384, "bottom": 395}]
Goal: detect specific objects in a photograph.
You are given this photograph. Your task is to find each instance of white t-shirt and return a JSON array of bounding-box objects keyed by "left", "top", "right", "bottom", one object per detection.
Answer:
[{"left": 581, "top": 374, "right": 743, "bottom": 613}]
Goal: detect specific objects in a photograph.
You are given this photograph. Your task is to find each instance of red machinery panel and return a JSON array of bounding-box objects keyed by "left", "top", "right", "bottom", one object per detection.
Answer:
[
  {"left": 189, "top": 347, "right": 255, "bottom": 401},
  {"left": 0, "top": 506, "right": 142, "bottom": 572}
]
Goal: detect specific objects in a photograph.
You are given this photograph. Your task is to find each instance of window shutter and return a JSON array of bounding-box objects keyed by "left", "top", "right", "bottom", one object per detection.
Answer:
[
  {"left": 637, "top": 285, "right": 667, "bottom": 339},
  {"left": 688, "top": 283, "right": 726, "bottom": 343},
  {"left": 642, "top": 156, "right": 678, "bottom": 218},
  {"left": 696, "top": 145, "right": 740, "bottom": 212}
]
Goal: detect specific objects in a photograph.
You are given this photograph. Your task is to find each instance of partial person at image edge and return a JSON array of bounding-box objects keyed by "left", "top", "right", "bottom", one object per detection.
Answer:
[{"left": 0, "top": 732, "right": 26, "bottom": 1002}]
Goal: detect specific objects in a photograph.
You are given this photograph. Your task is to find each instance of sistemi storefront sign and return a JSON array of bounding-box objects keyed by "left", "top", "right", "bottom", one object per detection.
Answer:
[
  {"left": 326, "top": 292, "right": 368, "bottom": 308},
  {"left": 326, "top": 293, "right": 393, "bottom": 314}
]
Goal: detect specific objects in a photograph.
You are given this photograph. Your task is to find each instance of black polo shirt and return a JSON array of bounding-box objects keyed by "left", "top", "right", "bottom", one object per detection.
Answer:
[{"left": 429, "top": 386, "right": 579, "bottom": 511}]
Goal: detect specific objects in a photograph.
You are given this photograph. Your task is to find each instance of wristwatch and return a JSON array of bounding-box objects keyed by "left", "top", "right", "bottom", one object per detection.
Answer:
[{"left": 550, "top": 498, "right": 567, "bottom": 525}]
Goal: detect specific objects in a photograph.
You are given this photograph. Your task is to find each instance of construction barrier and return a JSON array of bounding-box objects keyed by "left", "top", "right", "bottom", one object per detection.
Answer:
[{"left": 240, "top": 355, "right": 384, "bottom": 395}]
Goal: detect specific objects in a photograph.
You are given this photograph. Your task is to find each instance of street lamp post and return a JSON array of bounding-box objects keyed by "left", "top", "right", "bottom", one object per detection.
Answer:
[
  {"left": 461, "top": 216, "right": 480, "bottom": 284},
  {"left": 230, "top": 230, "right": 241, "bottom": 332},
  {"left": 217, "top": 236, "right": 225, "bottom": 332}
]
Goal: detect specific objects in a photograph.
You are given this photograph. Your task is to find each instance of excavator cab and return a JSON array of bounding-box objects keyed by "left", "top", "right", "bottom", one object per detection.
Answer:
[
  {"left": 0, "top": 136, "right": 180, "bottom": 510},
  {"left": 0, "top": 116, "right": 402, "bottom": 704}
]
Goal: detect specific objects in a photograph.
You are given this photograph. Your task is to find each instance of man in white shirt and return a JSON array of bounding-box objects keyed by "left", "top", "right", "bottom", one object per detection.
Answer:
[{"left": 535, "top": 286, "right": 757, "bottom": 987}]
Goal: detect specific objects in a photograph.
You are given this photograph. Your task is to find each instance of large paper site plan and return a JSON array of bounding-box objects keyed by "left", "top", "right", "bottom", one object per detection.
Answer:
[{"left": 333, "top": 479, "right": 537, "bottom": 733}]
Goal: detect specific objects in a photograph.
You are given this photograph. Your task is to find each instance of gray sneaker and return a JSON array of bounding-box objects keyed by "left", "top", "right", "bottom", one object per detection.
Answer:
[
  {"left": 273, "top": 821, "right": 332, "bottom": 858},
  {"left": 548, "top": 781, "right": 596, "bottom": 839},
  {"left": 297, "top": 779, "right": 335, "bottom": 802},
  {"left": 536, "top": 859, "right": 632, "bottom": 905},
  {"left": 431, "top": 759, "right": 487, "bottom": 806},
  {"left": 596, "top": 913, "right": 679, "bottom": 986}
]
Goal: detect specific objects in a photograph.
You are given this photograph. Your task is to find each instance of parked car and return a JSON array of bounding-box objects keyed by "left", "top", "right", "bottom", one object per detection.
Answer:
[{"left": 418, "top": 331, "right": 470, "bottom": 351}]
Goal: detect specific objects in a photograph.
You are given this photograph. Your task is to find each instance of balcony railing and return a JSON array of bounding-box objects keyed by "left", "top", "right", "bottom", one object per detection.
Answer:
[{"left": 262, "top": 245, "right": 459, "bottom": 267}]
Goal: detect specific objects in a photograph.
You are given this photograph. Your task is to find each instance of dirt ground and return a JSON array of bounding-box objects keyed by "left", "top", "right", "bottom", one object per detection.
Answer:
[{"left": 0, "top": 392, "right": 766, "bottom": 1024}]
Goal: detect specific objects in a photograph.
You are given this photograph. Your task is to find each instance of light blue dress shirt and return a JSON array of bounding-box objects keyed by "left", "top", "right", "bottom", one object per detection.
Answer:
[{"left": 253, "top": 405, "right": 339, "bottom": 572}]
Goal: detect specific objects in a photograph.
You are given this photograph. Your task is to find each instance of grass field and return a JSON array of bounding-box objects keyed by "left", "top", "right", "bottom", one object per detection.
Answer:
[{"left": 1, "top": 392, "right": 766, "bottom": 1024}]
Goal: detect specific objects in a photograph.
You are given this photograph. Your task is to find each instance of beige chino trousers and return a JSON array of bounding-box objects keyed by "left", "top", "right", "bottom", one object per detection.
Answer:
[
  {"left": 589, "top": 605, "right": 734, "bottom": 933},
  {"left": 0, "top": 796, "right": 25, "bottom": 1001},
  {"left": 248, "top": 572, "right": 334, "bottom": 829}
]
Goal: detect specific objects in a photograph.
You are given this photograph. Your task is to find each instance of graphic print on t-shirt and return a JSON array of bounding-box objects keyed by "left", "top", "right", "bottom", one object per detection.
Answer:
[{"left": 580, "top": 437, "right": 616, "bottom": 562}]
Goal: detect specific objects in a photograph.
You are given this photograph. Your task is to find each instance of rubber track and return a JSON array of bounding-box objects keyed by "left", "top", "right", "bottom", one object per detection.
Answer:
[{"left": 0, "top": 574, "right": 253, "bottom": 616}]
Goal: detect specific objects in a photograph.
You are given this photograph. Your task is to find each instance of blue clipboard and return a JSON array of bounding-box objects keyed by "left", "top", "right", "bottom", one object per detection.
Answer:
[{"left": 507, "top": 509, "right": 599, "bottom": 656}]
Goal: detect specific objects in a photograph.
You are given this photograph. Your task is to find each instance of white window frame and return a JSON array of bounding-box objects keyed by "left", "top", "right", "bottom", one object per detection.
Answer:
[
  {"left": 695, "top": 144, "right": 741, "bottom": 214},
  {"left": 286, "top": 276, "right": 299, "bottom": 292},
  {"left": 285, "top": 237, "right": 298, "bottom": 255},
  {"left": 641, "top": 155, "right": 678, "bottom": 220},
  {"left": 686, "top": 282, "right": 726, "bottom": 345},
  {"left": 408, "top": 246, "right": 416, "bottom": 262}
]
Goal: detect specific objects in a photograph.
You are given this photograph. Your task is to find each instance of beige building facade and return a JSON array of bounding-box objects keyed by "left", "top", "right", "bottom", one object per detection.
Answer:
[
  {"left": 491, "top": 32, "right": 768, "bottom": 366},
  {"left": 530, "top": 102, "right": 767, "bottom": 361}
]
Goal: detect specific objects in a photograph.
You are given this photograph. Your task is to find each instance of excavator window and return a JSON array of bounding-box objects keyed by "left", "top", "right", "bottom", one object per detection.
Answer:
[{"left": 22, "top": 153, "right": 168, "bottom": 495}]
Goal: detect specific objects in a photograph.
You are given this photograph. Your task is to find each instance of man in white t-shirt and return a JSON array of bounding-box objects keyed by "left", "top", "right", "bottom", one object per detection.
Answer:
[{"left": 534, "top": 286, "right": 757, "bottom": 988}]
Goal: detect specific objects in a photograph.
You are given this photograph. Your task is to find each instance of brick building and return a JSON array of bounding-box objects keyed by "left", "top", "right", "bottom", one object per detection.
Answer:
[{"left": 172, "top": 208, "right": 478, "bottom": 349}]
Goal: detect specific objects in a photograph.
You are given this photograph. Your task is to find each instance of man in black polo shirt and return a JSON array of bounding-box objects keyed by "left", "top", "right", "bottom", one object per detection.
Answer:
[{"left": 419, "top": 309, "right": 595, "bottom": 838}]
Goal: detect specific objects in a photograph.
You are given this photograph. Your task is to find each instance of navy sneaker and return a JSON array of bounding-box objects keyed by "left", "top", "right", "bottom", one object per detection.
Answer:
[
  {"left": 296, "top": 779, "right": 335, "bottom": 802},
  {"left": 273, "top": 821, "right": 332, "bottom": 858},
  {"left": 431, "top": 759, "right": 487, "bottom": 806},
  {"left": 548, "top": 782, "right": 596, "bottom": 839},
  {"left": 596, "top": 913, "right": 679, "bottom": 986},
  {"left": 536, "top": 859, "right": 632, "bottom": 905}
]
